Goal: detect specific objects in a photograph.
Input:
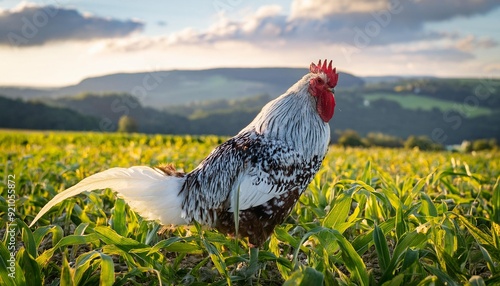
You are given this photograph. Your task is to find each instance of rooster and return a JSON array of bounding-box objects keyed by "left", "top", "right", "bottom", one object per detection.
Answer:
[{"left": 30, "top": 60, "right": 338, "bottom": 247}]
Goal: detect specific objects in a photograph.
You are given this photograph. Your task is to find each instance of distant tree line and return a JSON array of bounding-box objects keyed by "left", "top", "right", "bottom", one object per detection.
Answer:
[
  {"left": 462, "top": 138, "right": 498, "bottom": 152},
  {"left": 0, "top": 96, "right": 99, "bottom": 131},
  {"left": 1, "top": 91, "right": 499, "bottom": 146}
]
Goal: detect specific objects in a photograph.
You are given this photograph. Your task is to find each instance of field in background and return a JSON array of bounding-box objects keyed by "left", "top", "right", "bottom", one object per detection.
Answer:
[
  {"left": 363, "top": 93, "right": 493, "bottom": 118},
  {"left": 1, "top": 131, "right": 499, "bottom": 285},
  {"left": 2, "top": 76, "right": 500, "bottom": 144}
]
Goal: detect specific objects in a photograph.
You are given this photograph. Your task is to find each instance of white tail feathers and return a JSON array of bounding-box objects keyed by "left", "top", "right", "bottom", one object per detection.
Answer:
[{"left": 30, "top": 166, "right": 188, "bottom": 227}]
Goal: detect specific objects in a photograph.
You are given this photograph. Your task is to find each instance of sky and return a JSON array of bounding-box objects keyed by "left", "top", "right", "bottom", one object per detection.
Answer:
[{"left": 0, "top": 0, "right": 499, "bottom": 87}]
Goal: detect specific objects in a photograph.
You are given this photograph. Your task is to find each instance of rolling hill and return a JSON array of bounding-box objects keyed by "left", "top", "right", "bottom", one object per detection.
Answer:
[{"left": 0, "top": 68, "right": 364, "bottom": 107}]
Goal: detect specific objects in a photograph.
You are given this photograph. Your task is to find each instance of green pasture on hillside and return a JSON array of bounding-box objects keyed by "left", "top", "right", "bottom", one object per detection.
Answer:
[{"left": 363, "top": 93, "right": 493, "bottom": 118}]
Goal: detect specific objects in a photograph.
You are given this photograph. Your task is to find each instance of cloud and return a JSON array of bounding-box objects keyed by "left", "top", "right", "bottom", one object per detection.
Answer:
[
  {"left": 454, "top": 35, "right": 498, "bottom": 52},
  {"left": 484, "top": 63, "right": 500, "bottom": 74},
  {"left": 399, "top": 48, "right": 475, "bottom": 62},
  {"left": 93, "top": 5, "right": 289, "bottom": 53},
  {"left": 81, "top": 0, "right": 499, "bottom": 70},
  {"left": 104, "top": 0, "right": 499, "bottom": 51},
  {"left": 0, "top": 3, "right": 143, "bottom": 47},
  {"left": 290, "top": 0, "right": 500, "bottom": 24}
]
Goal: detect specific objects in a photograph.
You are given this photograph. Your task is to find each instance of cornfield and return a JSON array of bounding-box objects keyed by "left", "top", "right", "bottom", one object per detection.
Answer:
[{"left": 1, "top": 130, "right": 499, "bottom": 285}]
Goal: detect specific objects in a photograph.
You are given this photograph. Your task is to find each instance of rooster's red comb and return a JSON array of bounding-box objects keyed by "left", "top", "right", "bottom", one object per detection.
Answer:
[{"left": 310, "top": 59, "right": 338, "bottom": 88}]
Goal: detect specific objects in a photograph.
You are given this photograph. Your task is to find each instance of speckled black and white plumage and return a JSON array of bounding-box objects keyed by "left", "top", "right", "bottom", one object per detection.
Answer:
[
  {"left": 30, "top": 60, "right": 337, "bottom": 247},
  {"left": 180, "top": 131, "right": 324, "bottom": 245}
]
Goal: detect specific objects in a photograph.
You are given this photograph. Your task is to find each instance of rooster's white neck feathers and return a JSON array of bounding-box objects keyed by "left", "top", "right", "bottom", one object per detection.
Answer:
[{"left": 241, "top": 73, "right": 330, "bottom": 158}]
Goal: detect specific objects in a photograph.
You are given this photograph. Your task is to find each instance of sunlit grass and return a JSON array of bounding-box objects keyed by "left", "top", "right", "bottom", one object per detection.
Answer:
[{"left": 1, "top": 130, "right": 499, "bottom": 285}]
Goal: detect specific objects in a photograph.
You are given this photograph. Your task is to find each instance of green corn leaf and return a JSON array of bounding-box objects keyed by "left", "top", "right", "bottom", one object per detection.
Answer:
[
  {"left": 283, "top": 266, "right": 324, "bottom": 286},
  {"left": 404, "top": 177, "right": 427, "bottom": 206},
  {"left": 298, "top": 227, "right": 369, "bottom": 286},
  {"left": 380, "top": 231, "right": 427, "bottom": 283},
  {"left": 15, "top": 219, "right": 37, "bottom": 259},
  {"left": 392, "top": 231, "right": 427, "bottom": 262},
  {"left": 224, "top": 256, "right": 247, "bottom": 266},
  {"left": 148, "top": 236, "right": 200, "bottom": 255},
  {"left": 373, "top": 224, "right": 390, "bottom": 273},
  {"left": 274, "top": 226, "right": 300, "bottom": 247},
  {"left": 323, "top": 193, "right": 352, "bottom": 232},
  {"left": 456, "top": 215, "right": 494, "bottom": 246},
  {"left": 492, "top": 178, "right": 500, "bottom": 224},
  {"left": 19, "top": 247, "right": 42, "bottom": 286},
  {"left": 478, "top": 244, "right": 497, "bottom": 274},
  {"left": 73, "top": 251, "right": 115, "bottom": 285},
  {"left": 420, "top": 192, "right": 438, "bottom": 217},
  {"left": 101, "top": 244, "right": 138, "bottom": 268},
  {"left": 361, "top": 160, "right": 372, "bottom": 184},
  {"left": 36, "top": 233, "right": 100, "bottom": 266},
  {"left": 381, "top": 274, "right": 404, "bottom": 286},
  {"left": 436, "top": 245, "right": 468, "bottom": 282},
  {"left": 73, "top": 251, "right": 102, "bottom": 284},
  {"left": 395, "top": 205, "right": 406, "bottom": 241},
  {"left": 32, "top": 225, "right": 64, "bottom": 250},
  {"left": 258, "top": 251, "right": 292, "bottom": 269},
  {"left": 400, "top": 248, "right": 419, "bottom": 272},
  {"left": 60, "top": 253, "right": 73, "bottom": 286},
  {"left": 423, "top": 264, "right": 459, "bottom": 286},
  {"left": 493, "top": 223, "right": 500, "bottom": 249},
  {"left": 458, "top": 218, "right": 500, "bottom": 261},
  {"left": 110, "top": 198, "right": 127, "bottom": 236},
  {"left": 74, "top": 223, "right": 90, "bottom": 235},
  {"left": 416, "top": 275, "right": 438, "bottom": 285},
  {"left": 245, "top": 247, "right": 260, "bottom": 277},
  {"left": 165, "top": 241, "right": 203, "bottom": 253},
  {"left": 335, "top": 230, "right": 369, "bottom": 286},
  {"left": 99, "top": 253, "right": 115, "bottom": 286},
  {"left": 93, "top": 226, "right": 146, "bottom": 250},
  {"left": 203, "top": 240, "right": 227, "bottom": 277},
  {"left": 351, "top": 218, "right": 395, "bottom": 255}
]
